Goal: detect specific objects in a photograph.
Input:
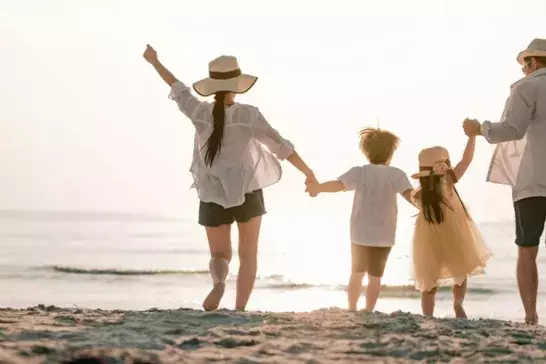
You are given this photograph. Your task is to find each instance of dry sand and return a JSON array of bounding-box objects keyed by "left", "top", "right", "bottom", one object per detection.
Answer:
[{"left": 0, "top": 305, "right": 545, "bottom": 363}]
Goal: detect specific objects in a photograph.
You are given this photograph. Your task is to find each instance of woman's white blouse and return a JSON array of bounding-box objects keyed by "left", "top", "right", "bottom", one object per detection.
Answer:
[{"left": 169, "top": 81, "right": 294, "bottom": 208}]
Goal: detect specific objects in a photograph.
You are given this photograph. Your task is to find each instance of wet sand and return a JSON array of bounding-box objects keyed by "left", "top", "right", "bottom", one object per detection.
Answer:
[{"left": 0, "top": 305, "right": 545, "bottom": 363}]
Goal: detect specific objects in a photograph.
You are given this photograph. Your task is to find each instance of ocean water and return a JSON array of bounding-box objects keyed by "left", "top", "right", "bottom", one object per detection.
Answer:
[{"left": 0, "top": 208, "right": 544, "bottom": 324}]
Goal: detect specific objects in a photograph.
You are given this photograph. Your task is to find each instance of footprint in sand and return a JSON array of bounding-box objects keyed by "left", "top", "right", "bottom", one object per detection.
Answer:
[{"left": 179, "top": 337, "right": 201, "bottom": 350}]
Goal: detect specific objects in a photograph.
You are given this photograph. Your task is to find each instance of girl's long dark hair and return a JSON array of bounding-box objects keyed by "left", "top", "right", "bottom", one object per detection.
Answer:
[
  {"left": 419, "top": 174, "right": 447, "bottom": 224},
  {"left": 203, "top": 92, "right": 227, "bottom": 166},
  {"left": 418, "top": 160, "right": 469, "bottom": 224}
]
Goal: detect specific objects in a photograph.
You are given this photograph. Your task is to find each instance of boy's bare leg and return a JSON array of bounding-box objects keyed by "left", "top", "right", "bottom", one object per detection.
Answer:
[
  {"left": 365, "top": 275, "right": 382, "bottom": 312},
  {"left": 348, "top": 272, "right": 365, "bottom": 311}
]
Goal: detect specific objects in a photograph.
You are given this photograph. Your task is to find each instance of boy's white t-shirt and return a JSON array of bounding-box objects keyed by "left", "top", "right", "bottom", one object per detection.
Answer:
[{"left": 338, "top": 164, "right": 412, "bottom": 247}]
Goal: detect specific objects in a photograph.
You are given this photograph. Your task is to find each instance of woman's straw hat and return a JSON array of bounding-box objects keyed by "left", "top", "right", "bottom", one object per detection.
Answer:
[{"left": 193, "top": 55, "right": 258, "bottom": 97}]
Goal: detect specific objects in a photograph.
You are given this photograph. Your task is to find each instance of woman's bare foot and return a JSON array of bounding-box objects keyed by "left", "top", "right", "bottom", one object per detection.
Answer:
[
  {"left": 202, "top": 282, "right": 226, "bottom": 311},
  {"left": 453, "top": 301, "right": 467, "bottom": 319}
]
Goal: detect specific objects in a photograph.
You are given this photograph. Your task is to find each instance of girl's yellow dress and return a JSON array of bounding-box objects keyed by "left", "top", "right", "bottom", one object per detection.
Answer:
[{"left": 411, "top": 179, "right": 492, "bottom": 292}]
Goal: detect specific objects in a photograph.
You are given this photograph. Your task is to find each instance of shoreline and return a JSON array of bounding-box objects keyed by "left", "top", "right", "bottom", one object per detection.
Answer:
[{"left": 0, "top": 306, "right": 545, "bottom": 363}]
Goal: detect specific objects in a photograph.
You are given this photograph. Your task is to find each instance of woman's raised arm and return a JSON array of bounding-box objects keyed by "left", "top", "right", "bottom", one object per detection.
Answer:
[{"left": 143, "top": 45, "right": 178, "bottom": 86}]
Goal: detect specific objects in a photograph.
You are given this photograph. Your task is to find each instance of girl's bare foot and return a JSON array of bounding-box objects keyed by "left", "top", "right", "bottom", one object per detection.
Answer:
[
  {"left": 202, "top": 282, "right": 226, "bottom": 311},
  {"left": 453, "top": 301, "right": 467, "bottom": 319}
]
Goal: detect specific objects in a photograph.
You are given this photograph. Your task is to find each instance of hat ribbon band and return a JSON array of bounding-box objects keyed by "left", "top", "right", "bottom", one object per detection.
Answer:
[{"left": 209, "top": 68, "right": 242, "bottom": 80}]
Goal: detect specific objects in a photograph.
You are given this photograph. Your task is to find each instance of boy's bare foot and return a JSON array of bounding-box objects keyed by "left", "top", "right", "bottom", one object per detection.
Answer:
[
  {"left": 202, "top": 282, "right": 226, "bottom": 311},
  {"left": 453, "top": 301, "right": 467, "bottom": 319}
]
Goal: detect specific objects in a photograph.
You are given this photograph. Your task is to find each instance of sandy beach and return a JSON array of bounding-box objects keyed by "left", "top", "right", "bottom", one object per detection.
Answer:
[{"left": 0, "top": 306, "right": 544, "bottom": 363}]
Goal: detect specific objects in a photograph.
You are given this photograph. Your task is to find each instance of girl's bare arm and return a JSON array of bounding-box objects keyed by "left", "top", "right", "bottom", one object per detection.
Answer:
[{"left": 453, "top": 136, "right": 476, "bottom": 182}]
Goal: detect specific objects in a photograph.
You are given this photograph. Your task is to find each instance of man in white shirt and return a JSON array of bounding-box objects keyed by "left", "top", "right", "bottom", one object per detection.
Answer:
[{"left": 463, "top": 38, "right": 546, "bottom": 324}]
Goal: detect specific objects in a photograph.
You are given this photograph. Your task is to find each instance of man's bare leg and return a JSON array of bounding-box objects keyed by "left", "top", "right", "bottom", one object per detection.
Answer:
[{"left": 517, "top": 246, "right": 539, "bottom": 324}]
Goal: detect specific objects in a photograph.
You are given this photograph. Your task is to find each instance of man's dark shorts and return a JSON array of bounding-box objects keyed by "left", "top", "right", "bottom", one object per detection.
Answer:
[
  {"left": 514, "top": 197, "right": 546, "bottom": 247},
  {"left": 198, "top": 189, "right": 266, "bottom": 227}
]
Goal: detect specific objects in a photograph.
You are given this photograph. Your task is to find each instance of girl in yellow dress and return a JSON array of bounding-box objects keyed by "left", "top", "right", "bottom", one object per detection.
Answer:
[{"left": 411, "top": 137, "right": 492, "bottom": 318}]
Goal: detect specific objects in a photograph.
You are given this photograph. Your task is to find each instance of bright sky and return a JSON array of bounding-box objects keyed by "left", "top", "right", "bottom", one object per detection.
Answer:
[{"left": 1, "top": 0, "right": 545, "bottom": 222}]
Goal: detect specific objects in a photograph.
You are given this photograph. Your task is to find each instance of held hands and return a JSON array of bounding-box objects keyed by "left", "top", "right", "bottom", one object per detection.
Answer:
[
  {"left": 462, "top": 118, "right": 481, "bottom": 137},
  {"left": 304, "top": 172, "right": 319, "bottom": 197},
  {"left": 305, "top": 180, "right": 320, "bottom": 197},
  {"left": 143, "top": 44, "right": 158, "bottom": 64}
]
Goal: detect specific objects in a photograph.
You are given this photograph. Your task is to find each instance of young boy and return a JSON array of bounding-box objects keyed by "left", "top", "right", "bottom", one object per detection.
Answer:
[{"left": 306, "top": 127, "right": 414, "bottom": 311}]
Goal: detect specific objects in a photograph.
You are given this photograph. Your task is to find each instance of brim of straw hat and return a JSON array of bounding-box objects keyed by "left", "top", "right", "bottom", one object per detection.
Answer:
[
  {"left": 411, "top": 170, "right": 449, "bottom": 179},
  {"left": 517, "top": 49, "right": 546, "bottom": 65},
  {"left": 192, "top": 74, "right": 258, "bottom": 97}
]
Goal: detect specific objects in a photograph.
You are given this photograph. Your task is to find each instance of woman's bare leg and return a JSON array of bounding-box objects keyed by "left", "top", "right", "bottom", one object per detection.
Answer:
[
  {"left": 453, "top": 279, "right": 468, "bottom": 318},
  {"left": 235, "top": 216, "right": 262, "bottom": 311},
  {"left": 202, "top": 224, "right": 232, "bottom": 311}
]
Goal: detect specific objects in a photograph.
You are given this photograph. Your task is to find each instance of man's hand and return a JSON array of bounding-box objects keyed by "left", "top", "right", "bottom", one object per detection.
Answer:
[
  {"left": 462, "top": 118, "right": 481, "bottom": 137},
  {"left": 143, "top": 44, "right": 158, "bottom": 64},
  {"left": 305, "top": 180, "right": 320, "bottom": 197},
  {"left": 304, "top": 172, "right": 319, "bottom": 197},
  {"left": 305, "top": 171, "right": 318, "bottom": 184}
]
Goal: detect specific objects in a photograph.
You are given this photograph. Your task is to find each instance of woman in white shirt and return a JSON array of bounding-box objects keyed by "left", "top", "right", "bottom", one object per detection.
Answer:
[{"left": 143, "top": 45, "right": 317, "bottom": 311}]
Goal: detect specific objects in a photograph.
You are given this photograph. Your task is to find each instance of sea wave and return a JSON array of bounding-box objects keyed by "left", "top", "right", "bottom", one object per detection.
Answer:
[
  {"left": 255, "top": 279, "right": 497, "bottom": 296},
  {"left": 0, "top": 209, "right": 182, "bottom": 222},
  {"left": 41, "top": 266, "right": 209, "bottom": 276},
  {"left": 6, "top": 268, "right": 502, "bottom": 296}
]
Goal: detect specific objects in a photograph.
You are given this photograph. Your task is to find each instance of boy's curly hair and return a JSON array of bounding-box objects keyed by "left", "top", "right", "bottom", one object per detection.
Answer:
[{"left": 359, "top": 127, "right": 400, "bottom": 164}]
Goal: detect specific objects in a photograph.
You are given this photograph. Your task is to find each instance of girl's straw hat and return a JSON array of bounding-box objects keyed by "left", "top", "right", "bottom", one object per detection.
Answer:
[
  {"left": 193, "top": 55, "right": 258, "bottom": 97},
  {"left": 411, "top": 146, "right": 451, "bottom": 179}
]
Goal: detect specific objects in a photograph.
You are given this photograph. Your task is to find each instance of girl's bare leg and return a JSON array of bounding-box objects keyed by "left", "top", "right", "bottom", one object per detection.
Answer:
[
  {"left": 421, "top": 287, "right": 437, "bottom": 317},
  {"left": 453, "top": 279, "right": 468, "bottom": 319}
]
